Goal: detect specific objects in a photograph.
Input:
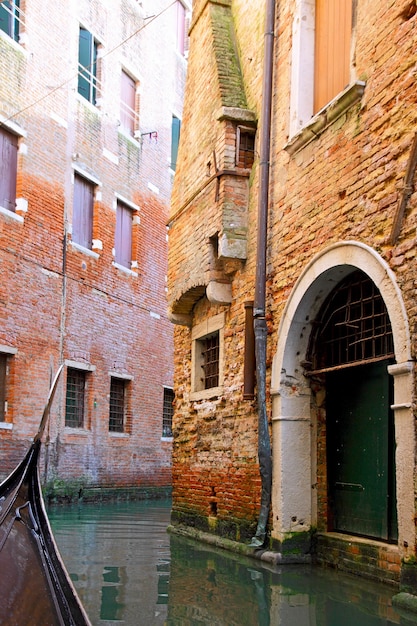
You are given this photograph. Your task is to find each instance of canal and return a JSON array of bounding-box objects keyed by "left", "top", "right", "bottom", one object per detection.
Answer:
[{"left": 49, "top": 500, "right": 417, "bottom": 626}]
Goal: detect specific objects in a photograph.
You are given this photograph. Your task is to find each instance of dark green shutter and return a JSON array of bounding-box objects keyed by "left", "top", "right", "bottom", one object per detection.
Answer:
[
  {"left": 78, "top": 28, "right": 96, "bottom": 103},
  {"left": 171, "top": 116, "right": 181, "bottom": 171},
  {"left": 0, "top": 1, "right": 19, "bottom": 41}
]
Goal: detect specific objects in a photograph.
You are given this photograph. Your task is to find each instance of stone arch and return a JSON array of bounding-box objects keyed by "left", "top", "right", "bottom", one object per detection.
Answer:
[{"left": 270, "top": 241, "right": 414, "bottom": 557}]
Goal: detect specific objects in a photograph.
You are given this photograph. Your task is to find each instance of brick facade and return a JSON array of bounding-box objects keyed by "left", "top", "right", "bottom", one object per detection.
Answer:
[
  {"left": 0, "top": 0, "right": 188, "bottom": 494},
  {"left": 168, "top": 0, "right": 417, "bottom": 587}
]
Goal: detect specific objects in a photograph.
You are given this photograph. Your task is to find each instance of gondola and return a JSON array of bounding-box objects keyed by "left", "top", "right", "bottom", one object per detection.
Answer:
[{"left": 0, "top": 366, "right": 91, "bottom": 625}]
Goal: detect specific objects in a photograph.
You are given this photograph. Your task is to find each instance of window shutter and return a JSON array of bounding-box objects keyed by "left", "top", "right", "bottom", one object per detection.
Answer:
[
  {"left": 171, "top": 116, "right": 181, "bottom": 171},
  {"left": 176, "top": 1, "right": 185, "bottom": 55},
  {"left": 115, "top": 202, "right": 132, "bottom": 268},
  {"left": 0, "top": 2, "right": 12, "bottom": 38},
  {"left": 120, "top": 71, "right": 136, "bottom": 136},
  {"left": 78, "top": 28, "right": 93, "bottom": 101},
  {"left": 73, "top": 175, "right": 94, "bottom": 249},
  {"left": 0, "top": 127, "right": 18, "bottom": 212},
  {"left": 0, "top": 1, "right": 19, "bottom": 40},
  {"left": 0, "top": 355, "right": 6, "bottom": 422},
  {"left": 314, "top": 0, "right": 352, "bottom": 113}
]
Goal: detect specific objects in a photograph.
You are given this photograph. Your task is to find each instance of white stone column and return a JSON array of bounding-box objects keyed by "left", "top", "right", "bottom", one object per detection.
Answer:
[
  {"left": 271, "top": 385, "right": 312, "bottom": 542},
  {"left": 388, "top": 361, "right": 415, "bottom": 559}
]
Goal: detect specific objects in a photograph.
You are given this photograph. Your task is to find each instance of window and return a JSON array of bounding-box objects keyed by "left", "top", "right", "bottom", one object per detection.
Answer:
[
  {"left": 78, "top": 27, "right": 99, "bottom": 105},
  {"left": 109, "top": 377, "right": 126, "bottom": 433},
  {"left": 307, "top": 270, "right": 394, "bottom": 373},
  {"left": 162, "top": 387, "right": 174, "bottom": 438},
  {"left": 0, "top": 354, "right": 7, "bottom": 422},
  {"left": 289, "top": 0, "right": 356, "bottom": 138},
  {"left": 171, "top": 115, "right": 181, "bottom": 171},
  {"left": 120, "top": 70, "right": 138, "bottom": 137},
  {"left": 201, "top": 333, "right": 219, "bottom": 389},
  {"left": 314, "top": 0, "right": 352, "bottom": 113},
  {"left": 65, "top": 368, "right": 86, "bottom": 428},
  {"left": 73, "top": 173, "right": 94, "bottom": 249},
  {"left": 236, "top": 127, "right": 255, "bottom": 168},
  {"left": 0, "top": 126, "right": 18, "bottom": 212},
  {"left": 175, "top": 1, "right": 186, "bottom": 55},
  {"left": 0, "top": 0, "right": 21, "bottom": 42},
  {"left": 115, "top": 200, "right": 133, "bottom": 268},
  {"left": 191, "top": 313, "right": 225, "bottom": 400}
]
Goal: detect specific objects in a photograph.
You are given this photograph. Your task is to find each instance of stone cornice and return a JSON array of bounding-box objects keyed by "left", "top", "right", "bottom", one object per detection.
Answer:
[{"left": 285, "top": 81, "right": 366, "bottom": 156}]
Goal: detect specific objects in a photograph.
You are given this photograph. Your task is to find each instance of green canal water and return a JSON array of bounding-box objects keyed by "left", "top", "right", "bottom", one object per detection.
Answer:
[{"left": 48, "top": 500, "right": 417, "bottom": 626}]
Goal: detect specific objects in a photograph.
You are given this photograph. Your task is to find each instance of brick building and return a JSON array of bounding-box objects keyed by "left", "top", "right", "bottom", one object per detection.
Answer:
[
  {"left": 168, "top": 0, "right": 417, "bottom": 592},
  {"left": 0, "top": 0, "right": 189, "bottom": 495}
]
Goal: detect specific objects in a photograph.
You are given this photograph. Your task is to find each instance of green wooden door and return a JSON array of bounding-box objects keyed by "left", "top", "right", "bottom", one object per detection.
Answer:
[{"left": 327, "top": 360, "right": 397, "bottom": 540}]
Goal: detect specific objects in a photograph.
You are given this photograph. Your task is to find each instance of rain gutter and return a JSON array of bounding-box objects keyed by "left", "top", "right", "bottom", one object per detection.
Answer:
[{"left": 249, "top": 0, "right": 276, "bottom": 548}]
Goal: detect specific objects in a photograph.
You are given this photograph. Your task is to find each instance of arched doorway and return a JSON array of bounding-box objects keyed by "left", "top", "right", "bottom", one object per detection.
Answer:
[
  {"left": 306, "top": 269, "right": 397, "bottom": 541},
  {"left": 270, "top": 242, "right": 413, "bottom": 558}
]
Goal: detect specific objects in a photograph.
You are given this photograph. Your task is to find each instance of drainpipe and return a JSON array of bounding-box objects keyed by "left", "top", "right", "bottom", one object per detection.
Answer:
[{"left": 249, "top": 0, "right": 276, "bottom": 549}]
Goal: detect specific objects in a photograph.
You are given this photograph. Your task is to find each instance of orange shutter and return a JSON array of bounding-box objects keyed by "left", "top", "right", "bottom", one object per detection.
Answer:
[{"left": 314, "top": 0, "right": 352, "bottom": 113}]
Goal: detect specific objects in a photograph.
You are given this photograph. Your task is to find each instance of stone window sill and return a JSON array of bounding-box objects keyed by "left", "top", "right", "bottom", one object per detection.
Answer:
[
  {"left": 190, "top": 386, "right": 224, "bottom": 402},
  {"left": 285, "top": 81, "right": 366, "bottom": 156},
  {"left": 0, "top": 205, "right": 24, "bottom": 223},
  {"left": 69, "top": 241, "right": 100, "bottom": 259}
]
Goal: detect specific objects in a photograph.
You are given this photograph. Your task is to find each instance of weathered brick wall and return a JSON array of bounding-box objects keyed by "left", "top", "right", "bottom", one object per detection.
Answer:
[
  {"left": 270, "top": 1, "right": 417, "bottom": 306},
  {"left": 168, "top": 0, "right": 417, "bottom": 563},
  {"left": 168, "top": 0, "right": 266, "bottom": 538},
  {"left": 171, "top": 298, "right": 262, "bottom": 539},
  {"left": 0, "top": 0, "right": 186, "bottom": 491}
]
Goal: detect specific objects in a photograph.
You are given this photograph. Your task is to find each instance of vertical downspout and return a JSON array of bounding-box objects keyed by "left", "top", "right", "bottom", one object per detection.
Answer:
[{"left": 250, "top": 0, "right": 275, "bottom": 548}]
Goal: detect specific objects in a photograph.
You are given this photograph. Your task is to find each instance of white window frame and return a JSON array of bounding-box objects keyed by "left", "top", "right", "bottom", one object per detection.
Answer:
[
  {"left": 190, "top": 312, "right": 225, "bottom": 401},
  {"left": 289, "top": 0, "right": 316, "bottom": 138},
  {"left": 288, "top": 0, "right": 361, "bottom": 143}
]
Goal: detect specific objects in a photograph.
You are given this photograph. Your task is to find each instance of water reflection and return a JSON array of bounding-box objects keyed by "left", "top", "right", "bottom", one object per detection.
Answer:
[
  {"left": 49, "top": 500, "right": 170, "bottom": 625},
  {"left": 48, "top": 501, "right": 417, "bottom": 626}
]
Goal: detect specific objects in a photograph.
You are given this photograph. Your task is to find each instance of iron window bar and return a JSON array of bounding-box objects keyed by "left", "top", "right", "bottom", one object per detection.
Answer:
[
  {"left": 162, "top": 388, "right": 174, "bottom": 437},
  {"left": 236, "top": 127, "right": 255, "bottom": 169},
  {"left": 65, "top": 369, "right": 85, "bottom": 428},
  {"left": 306, "top": 270, "right": 394, "bottom": 375},
  {"left": 201, "top": 333, "right": 219, "bottom": 389},
  {"left": 109, "top": 378, "right": 125, "bottom": 432}
]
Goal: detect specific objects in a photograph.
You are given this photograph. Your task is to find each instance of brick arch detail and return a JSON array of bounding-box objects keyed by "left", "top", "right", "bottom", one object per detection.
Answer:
[{"left": 270, "top": 241, "right": 415, "bottom": 558}]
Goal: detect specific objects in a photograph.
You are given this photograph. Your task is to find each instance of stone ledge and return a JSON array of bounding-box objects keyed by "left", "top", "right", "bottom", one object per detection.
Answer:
[
  {"left": 168, "top": 523, "right": 312, "bottom": 565},
  {"left": 285, "top": 81, "right": 366, "bottom": 156},
  {"left": 392, "top": 592, "right": 417, "bottom": 616},
  {"left": 216, "top": 106, "right": 257, "bottom": 124}
]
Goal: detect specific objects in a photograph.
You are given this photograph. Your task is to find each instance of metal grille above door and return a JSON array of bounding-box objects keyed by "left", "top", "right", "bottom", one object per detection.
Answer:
[{"left": 306, "top": 270, "right": 394, "bottom": 374}]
